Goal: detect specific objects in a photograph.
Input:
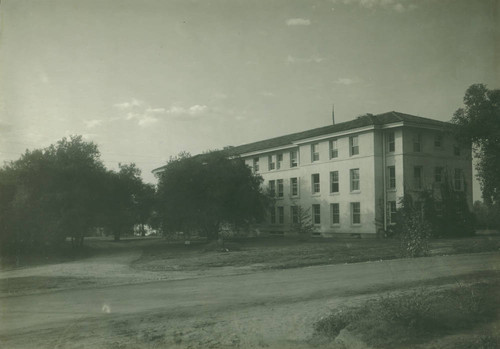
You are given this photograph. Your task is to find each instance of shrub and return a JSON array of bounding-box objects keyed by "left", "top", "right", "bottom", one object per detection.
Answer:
[{"left": 399, "top": 211, "right": 431, "bottom": 258}]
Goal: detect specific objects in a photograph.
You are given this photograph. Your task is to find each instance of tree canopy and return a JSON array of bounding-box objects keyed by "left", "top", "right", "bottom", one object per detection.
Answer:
[
  {"left": 0, "top": 136, "right": 154, "bottom": 254},
  {"left": 155, "top": 151, "right": 269, "bottom": 240},
  {"left": 452, "top": 84, "right": 500, "bottom": 205}
]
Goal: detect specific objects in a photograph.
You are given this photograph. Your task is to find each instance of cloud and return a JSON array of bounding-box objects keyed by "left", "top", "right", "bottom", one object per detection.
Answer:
[
  {"left": 165, "top": 104, "right": 209, "bottom": 116},
  {"left": 286, "top": 18, "right": 311, "bottom": 26},
  {"left": 334, "top": 77, "right": 362, "bottom": 85},
  {"left": 332, "top": 0, "right": 417, "bottom": 12},
  {"left": 286, "top": 55, "right": 325, "bottom": 64},
  {"left": 84, "top": 119, "right": 103, "bottom": 129},
  {"left": 113, "top": 98, "right": 143, "bottom": 110}
]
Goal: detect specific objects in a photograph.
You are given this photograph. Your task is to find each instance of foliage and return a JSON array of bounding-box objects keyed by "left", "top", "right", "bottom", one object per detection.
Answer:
[
  {"left": 0, "top": 136, "right": 155, "bottom": 255},
  {"left": 155, "top": 150, "right": 270, "bottom": 240},
  {"left": 0, "top": 136, "right": 107, "bottom": 253},
  {"left": 100, "top": 163, "right": 153, "bottom": 241},
  {"left": 473, "top": 200, "right": 500, "bottom": 230},
  {"left": 291, "top": 204, "right": 315, "bottom": 240},
  {"left": 313, "top": 282, "right": 498, "bottom": 348},
  {"left": 452, "top": 84, "right": 500, "bottom": 206}
]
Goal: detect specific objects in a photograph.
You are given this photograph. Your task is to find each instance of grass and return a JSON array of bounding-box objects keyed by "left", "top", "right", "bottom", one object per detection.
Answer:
[
  {"left": 313, "top": 277, "right": 500, "bottom": 348},
  {"left": 133, "top": 235, "right": 500, "bottom": 272}
]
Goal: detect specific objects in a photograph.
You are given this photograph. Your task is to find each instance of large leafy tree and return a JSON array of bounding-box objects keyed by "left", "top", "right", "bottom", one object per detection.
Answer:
[
  {"left": 101, "top": 163, "right": 153, "bottom": 241},
  {"left": 0, "top": 136, "right": 107, "bottom": 252},
  {"left": 156, "top": 151, "right": 269, "bottom": 240},
  {"left": 452, "top": 84, "right": 500, "bottom": 206}
]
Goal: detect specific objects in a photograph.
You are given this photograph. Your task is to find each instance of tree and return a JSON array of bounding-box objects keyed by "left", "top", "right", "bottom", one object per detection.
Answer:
[
  {"left": 0, "top": 136, "right": 107, "bottom": 254},
  {"left": 291, "top": 204, "right": 315, "bottom": 241},
  {"left": 452, "top": 84, "right": 500, "bottom": 206},
  {"left": 101, "top": 163, "right": 151, "bottom": 241},
  {"left": 156, "top": 151, "right": 270, "bottom": 240}
]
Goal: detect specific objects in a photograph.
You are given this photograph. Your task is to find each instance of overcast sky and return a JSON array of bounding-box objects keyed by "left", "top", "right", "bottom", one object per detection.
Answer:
[{"left": 0, "top": 0, "right": 498, "bottom": 199}]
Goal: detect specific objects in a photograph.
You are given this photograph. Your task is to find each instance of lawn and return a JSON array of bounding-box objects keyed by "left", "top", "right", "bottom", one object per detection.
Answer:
[{"left": 132, "top": 235, "right": 500, "bottom": 272}]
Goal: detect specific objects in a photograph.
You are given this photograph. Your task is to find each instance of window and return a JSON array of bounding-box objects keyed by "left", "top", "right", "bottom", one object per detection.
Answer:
[
  {"left": 252, "top": 157, "right": 259, "bottom": 172},
  {"left": 312, "top": 173, "right": 320, "bottom": 194},
  {"left": 454, "top": 168, "right": 463, "bottom": 191},
  {"left": 350, "top": 168, "right": 360, "bottom": 191},
  {"left": 268, "top": 155, "right": 275, "bottom": 171},
  {"left": 387, "top": 132, "right": 395, "bottom": 152},
  {"left": 269, "top": 180, "right": 276, "bottom": 197},
  {"left": 276, "top": 153, "right": 283, "bottom": 169},
  {"left": 414, "top": 166, "right": 423, "bottom": 190},
  {"left": 351, "top": 202, "right": 361, "bottom": 225},
  {"left": 454, "top": 145, "right": 461, "bottom": 156},
  {"left": 277, "top": 179, "right": 284, "bottom": 198},
  {"left": 413, "top": 134, "right": 421, "bottom": 152},
  {"left": 291, "top": 206, "right": 299, "bottom": 224},
  {"left": 270, "top": 207, "right": 276, "bottom": 224},
  {"left": 331, "top": 203, "right": 340, "bottom": 225},
  {"left": 329, "top": 139, "right": 338, "bottom": 159},
  {"left": 290, "top": 150, "right": 298, "bottom": 167},
  {"left": 277, "top": 206, "right": 284, "bottom": 224},
  {"left": 350, "top": 136, "right": 359, "bottom": 156},
  {"left": 330, "top": 171, "right": 339, "bottom": 193},
  {"left": 388, "top": 166, "right": 396, "bottom": 189},
  {"left": 387, "top": 201, "right": 397, "bottom": 225},
  {"left": 290, "top": 177, "right": 299, "bottom": 197},
  {"left": 434, "top": 133, "right": 443, "bottom": 149},
  {"left": 434, "top": 167, "right": 443, "bottom": 183},
  {"left": 312, "top": 204, "right": 321, "bottom": 224},
  {"left": 311, "top": 143, "right": 320, "bottom": 162}
]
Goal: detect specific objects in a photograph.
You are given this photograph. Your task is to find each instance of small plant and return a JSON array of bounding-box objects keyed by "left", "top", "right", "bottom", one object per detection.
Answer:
[{"left": 291, "top": 204, "right": 315, "bottom": 241}]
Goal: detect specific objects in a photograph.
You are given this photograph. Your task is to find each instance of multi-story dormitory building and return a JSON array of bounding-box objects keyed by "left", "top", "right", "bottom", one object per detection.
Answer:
[{"left": 222, "top": 111, "right": 473, "bottom": 238}]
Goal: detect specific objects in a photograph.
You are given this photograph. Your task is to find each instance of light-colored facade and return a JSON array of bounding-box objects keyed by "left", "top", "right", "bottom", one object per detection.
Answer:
[{"left": 232, "top": 112, "right": 472, "bottom": 238}]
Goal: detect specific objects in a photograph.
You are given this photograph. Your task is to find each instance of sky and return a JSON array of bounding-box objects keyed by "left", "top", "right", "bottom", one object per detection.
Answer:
[{"left": 0, "top": 0, "right": 498, "bottom": 200}]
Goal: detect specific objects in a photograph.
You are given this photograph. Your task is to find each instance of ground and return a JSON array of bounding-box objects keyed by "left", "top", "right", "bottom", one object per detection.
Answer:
[{"left": 0, "top": 236, "right": 499, "bottom": 348}]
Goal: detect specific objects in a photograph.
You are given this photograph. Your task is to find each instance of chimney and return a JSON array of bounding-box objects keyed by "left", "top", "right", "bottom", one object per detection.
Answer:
[{"left": 332, "top": 104, "right": 335, "bottom": 124}]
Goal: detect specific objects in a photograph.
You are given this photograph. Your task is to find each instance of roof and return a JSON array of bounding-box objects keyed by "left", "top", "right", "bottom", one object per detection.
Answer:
[
  {"left": 153, "top": 111, "right": 450, "bottom": 173},
  {"left": 224, "top": 111, "right": 450, "bottom": 156}
]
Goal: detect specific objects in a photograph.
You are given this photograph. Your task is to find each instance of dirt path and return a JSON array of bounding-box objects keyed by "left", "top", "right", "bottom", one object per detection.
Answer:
[{"left": 1, "top": 252, "right": 498, "bottom": 348}]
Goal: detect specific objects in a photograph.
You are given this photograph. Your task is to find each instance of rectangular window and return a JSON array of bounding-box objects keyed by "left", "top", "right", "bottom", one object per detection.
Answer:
[
  {"left": 454, "top": 168, "right": 463, "bottom": 191},
  {"left": 434, "top": 167, "right": 443, "bottom": 183},
  {"left": 270, "top": 207, "right": 276, "bottom": 224},
  {"left": 276, "top": 153, "right": 283, "bottom": 169},
  {"left": 387, "top": 201, "right": 397, "bottom": 225},
  {"left": 414, "top": 166, "right": 423, "bottom": 190},
  {"left": 388, "top": 132, "right": 395, "bottom": 152},
  {"left": 277, "top": 179, "right": 284, "bottom": 198},
  {"left": 252, "top": 157, "right": 259, "bottom": 172},
  {"left": 434, "top": 133, "right": 443, "bottom": 149},
  {"left": 454, "top": 145, "right": 461, "bottom": 156},
  {"left": 350, "top": 136, "right": 359, "bottom": 156},
  {"left": 291, "top": 206, "right": 299, "bottom": 224},
  {"left": 311, "top": 143, "right": 320, "bottom": 162},
  {"left": 312, "top": 204, "right": 321, "bottom": 225},
  {"left": 329, "top": 139, "right": 338, "bottom": 159},
  {"left": 290, "top": 150, "right": 298, "bottom": 167},
  {"left": 413, "top": 134, "right": 421, "bottom": 152},
  {"left": 268, "top": 155, "right": 275, "bottom": 171},
  {"left": 351, "top": 202, "right": 361, "bottom": 225},
  {"left": 312, "top": 173, "right": 320, "bottom": 194},
  {"left": 388, "top": 166, "right": 396, "bottom": 189},
  {"left": 330, "top": 171, "right": 339, "bottom": 193},
  {"left": 350, "top": 168, "right": 360, "bottom": 191},
  {"left": 277, "top": 206, "right": 284, "bottom": 224},
  {"left": 331, "top": 203, "right": 340, "bottom": 225},
  {"left": 269, "top": 180, "right": 276, "bottom": 197},
  {"left": 290, "top": 177, "right": 299, "bottom": 197}
]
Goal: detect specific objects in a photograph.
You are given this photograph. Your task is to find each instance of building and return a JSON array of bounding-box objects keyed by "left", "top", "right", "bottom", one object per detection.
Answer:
[{"left": 222, "top": 111, "right": 473, "bottom": 238}]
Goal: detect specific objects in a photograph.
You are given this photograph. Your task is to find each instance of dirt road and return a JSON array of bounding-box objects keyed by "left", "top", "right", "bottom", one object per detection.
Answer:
[{"left": 1, "top": 252, "right": 499, "bottom": 348}]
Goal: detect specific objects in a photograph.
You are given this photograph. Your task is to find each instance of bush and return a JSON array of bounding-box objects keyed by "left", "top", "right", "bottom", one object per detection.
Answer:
[{"left": 399, "top": 211, "right": 431, "bottom": 258}]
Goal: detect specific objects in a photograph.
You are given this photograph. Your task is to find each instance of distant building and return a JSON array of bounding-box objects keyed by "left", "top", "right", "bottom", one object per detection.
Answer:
[
  {"left": 226, "top": 111, "right": 472, "bottom": 238},
  {"left": 153, "top": 111, "right": 472, "bottom": 238}
]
